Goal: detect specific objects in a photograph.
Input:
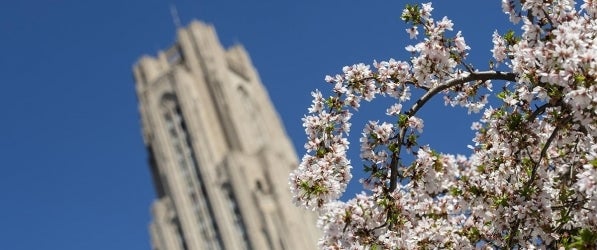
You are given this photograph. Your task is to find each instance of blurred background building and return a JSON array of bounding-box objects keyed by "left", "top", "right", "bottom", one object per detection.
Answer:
[{"left": 132, "top": 20, "right": 319, "bottom": 250}]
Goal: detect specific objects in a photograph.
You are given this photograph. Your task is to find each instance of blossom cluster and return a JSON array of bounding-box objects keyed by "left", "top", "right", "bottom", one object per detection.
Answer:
[{"left": 290, "top": 1, "right": 597, "bottom": 249}]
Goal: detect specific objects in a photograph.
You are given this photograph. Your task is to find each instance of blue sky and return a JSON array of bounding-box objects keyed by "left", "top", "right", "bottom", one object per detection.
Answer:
[{"left": 0, "top": 1, "right": 509, "bottom": 249}]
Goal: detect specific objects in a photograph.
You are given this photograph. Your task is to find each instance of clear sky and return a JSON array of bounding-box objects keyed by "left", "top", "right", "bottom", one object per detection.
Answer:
[{"left": 0, "top": 1, "right": 510, "bottom": 249}]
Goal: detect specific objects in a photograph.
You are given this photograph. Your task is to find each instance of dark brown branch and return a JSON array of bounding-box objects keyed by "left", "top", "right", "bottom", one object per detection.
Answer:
[
  {"left": 405, "top": 71, "right": 517, "bottom": 117},
  {"left": 388, "top": 71, "right": 517, "bottom": 192},
  {"left": 389, "top": 152, "right": 399, "bottom": 192},
  {"left": 528, "top": 102, "right": 551, "bottom": 122}
]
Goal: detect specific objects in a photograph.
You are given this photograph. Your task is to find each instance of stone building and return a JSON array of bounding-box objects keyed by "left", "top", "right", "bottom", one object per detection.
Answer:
[{"left": 132, "top": 20, "right": 319, "bottom": 250}]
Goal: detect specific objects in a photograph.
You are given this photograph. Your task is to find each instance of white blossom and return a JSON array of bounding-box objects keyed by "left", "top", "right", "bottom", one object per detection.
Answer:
[{"left": 291, "top": 1, "right": 597, "bottom": 249}]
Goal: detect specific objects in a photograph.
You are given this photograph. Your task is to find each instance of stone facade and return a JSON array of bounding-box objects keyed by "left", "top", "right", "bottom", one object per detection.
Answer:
[{"left": 132, "top": 20, "right": 319, "bottom": 250}]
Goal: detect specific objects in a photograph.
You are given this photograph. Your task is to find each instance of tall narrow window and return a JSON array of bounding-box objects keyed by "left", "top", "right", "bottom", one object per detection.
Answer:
[
  {"left": 172, "top": 217, "right": 188, "bottom": 250},
  {"left": 222, "top": 182, "right": 251, "bottom": 250},
  {"left": 161, "top": 93, "right": 223, "bottom": 249}
]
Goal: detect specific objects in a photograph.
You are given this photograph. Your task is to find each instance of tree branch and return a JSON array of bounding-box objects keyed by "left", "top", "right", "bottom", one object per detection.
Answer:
[
  {"left": 388, "top": 71, "right": 518, "bottom": 192},
  {"left": 405, "top": 71, "right": 517, "bottom": 117}
]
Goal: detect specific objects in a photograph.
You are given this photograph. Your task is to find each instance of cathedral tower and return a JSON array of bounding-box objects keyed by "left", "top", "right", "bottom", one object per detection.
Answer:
[{"left": 132, "top": 21, "right": 319, "bottom": 250}]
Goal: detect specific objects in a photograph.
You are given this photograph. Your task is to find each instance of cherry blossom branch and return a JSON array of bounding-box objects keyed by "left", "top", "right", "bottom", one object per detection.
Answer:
[
  {"left": 292, "top": 2, "right": 597, "bottom": 248},
  {"left": 389, "top": 70, "right": 517, "bottom": 191},
  {"left": 405, "top": 71, "right": 516, "bottom": 117}
]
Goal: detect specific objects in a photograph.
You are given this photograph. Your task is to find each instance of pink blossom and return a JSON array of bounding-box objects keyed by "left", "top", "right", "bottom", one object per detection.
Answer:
[
  {"left": 407, "top": 116, "right": 424, "bottom": 133},
  {"left": 491, "top": 31, "right": 507, "bottom": 62},
  {"left": 385, "top": 103, "right": 403, "bottom": 116},
  {"left": 406, "top": 26, "right": 419, "bottom": 39},
  {"left": 454, "top": 31, "right": 469, "bottom": 53},
  {"left": 291, "top": 1, "right": 597, "bottom": 248}
]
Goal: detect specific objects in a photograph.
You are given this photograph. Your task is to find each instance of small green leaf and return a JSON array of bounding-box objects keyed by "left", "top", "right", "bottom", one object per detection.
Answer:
[
  {"left": 398, "top": 114, "right": 409, "bottom": 127},
  {"left": 388, "top": 143, "right": 398, "bottom": 153},
  {"left": 569, "top": 228, "right": 597, "bottom": 249},
  {"left": 496, "top": 91, "right": 507, "bottom": 100},
  {"left": 449, "top": 187, "right": 463, "bottom": 196},
  {"left": 591, "top": 159, "right": 597, "bottom": 168},
  {"left": 503, "top": 29, "right": 520, "bottom": 45}
]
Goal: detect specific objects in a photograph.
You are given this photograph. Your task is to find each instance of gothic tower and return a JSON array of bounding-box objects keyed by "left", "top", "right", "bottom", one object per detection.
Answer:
[{"left": 132, "top": 21, "right": 319, "bottom": 250}]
